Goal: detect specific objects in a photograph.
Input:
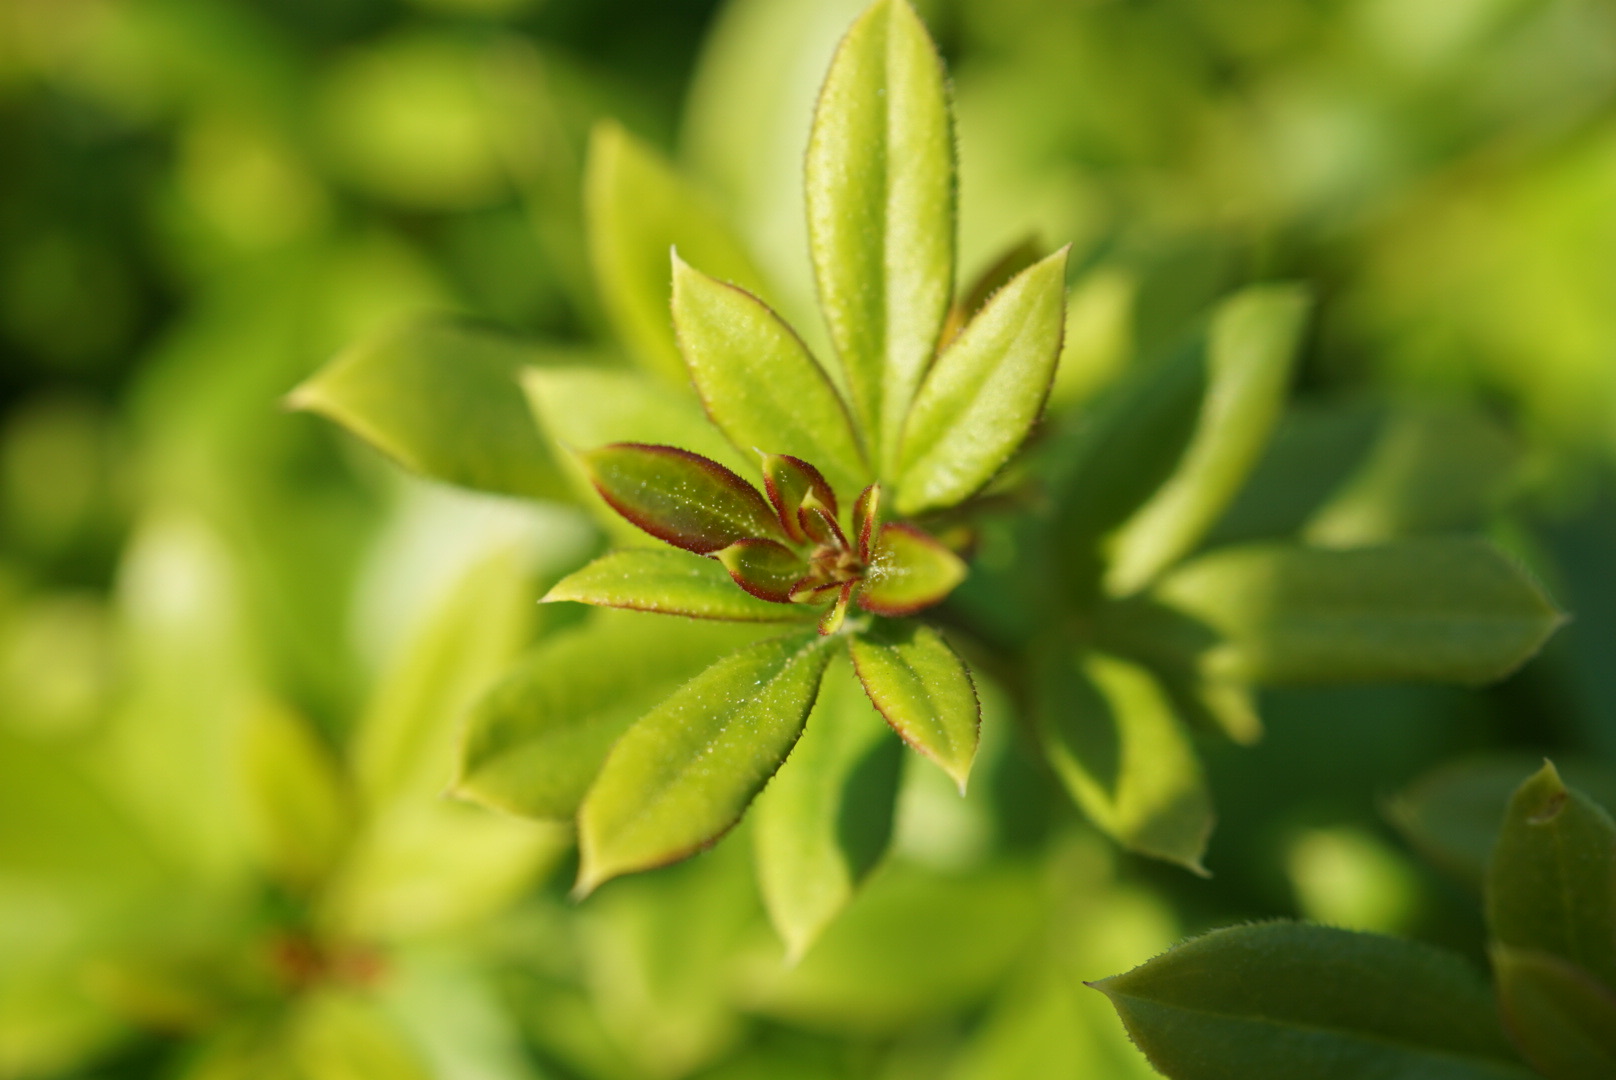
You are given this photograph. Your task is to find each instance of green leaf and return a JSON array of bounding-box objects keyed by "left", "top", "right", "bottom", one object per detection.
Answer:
[
  {"left": 547, "top": 548, "right": 812, "bottom": 622},
  {"left": 1105, "top": 285, "right": 1311, "bottom": 595},
  {"left": 672, "top": 256, "right": 868, "bottom": 497},
  {"left": 585, "top": 121, "right": 769, "bottom": 383},
  {"left": 847, "top": 622, "right": 978, "bottom": 792},
  {"left": 240, "top": 699, "right": 352, "bottom": 891},
  {"left": 289, "top": 318, "right": 573, "bottom": 501},
  {"left": 1093, "top": 922, "right": 1534, "bottom": 1080},
  {"left": 857, "top": 522, "right": 967, "bottom": 616},
  {"left": 1487, "top": 762, "right": 1616, "bottom": 988},
  {"left": 578, "top": 443, "right": 786, "bottom": 554},
  {"left": 754, "top": 654, "right": 902, "bottom": 962},
  {"left": 1491, "top": 946, "right": 1616, "bottom": 1080},
  {"left": 895, "top": 248, "right": 1070, "bottom": 515},
  {"left": 806, "top": 0, "right": 955, "bottom": 462},
  {"left": 577, "top": 632, "right": 836, "bottom": 892},
  {"left": 1034, "top": 648, "right": 1212, "bottom": 872},
  {"left": 454, "top": 612, "right": 765, "bottom": 820},
  {"left": 713, "top": 539, "right": 810, "bottom": 605},
  {"left": 1153, "top": 538, "right": 1564, "bottom": 685}
]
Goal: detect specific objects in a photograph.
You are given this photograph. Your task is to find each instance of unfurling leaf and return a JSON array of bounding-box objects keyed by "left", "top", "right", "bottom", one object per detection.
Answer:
[
  {"left": 852, "top": 484, "right": 882, "bottom": 561},
  {"left": 545, "top": 549, "right": 812, "bottom": 622},
  {"left": 579, "top": 443, "right": 786, "bottom": 553},
  {"left": 807, "top": 0, "right": 955, "bottom": 462},
  {"left": 895, "top": 248, "right": 1070, "bottom": 515},
  {"left": 585, "top": 121, "right": 767, "bottom": 383},
  {"left": 1105, "top": 284, "right": 1311, "bottom": 595},
  {"left": 714, "top": 538, "right": 809, "bottom": 603},
  {"left": 1487, "top": 762, "right": 1616, "bottom": 988},
  {"left": 1034, "top": 648, "right": 1212, "bottom": 872},
  {"left": 1093, "top": 922, "right": 1533, "bottom": 1080},
  {"left": 858, "top": 523, "right": 967, "bottom": 616},
  {"left": 577, "top": 632, "right": 836, "bottom": 892},
  {"left": 754, "top": 655, "right": 902, "bottom": 962},
  {"left": 673, "top": 257, "right": 868, "bottom": 497},
  {"left": 289, "top": 319, "right": 572, "bottom": 500},
  {"left": 1491, "top": 946, "right": 1616, "bottom": 1080},
  {"left": 1153, "top": 538, "right": 1564, "bottom": 685},
  {"left": 848, "top": 622, "right": 978, "bottom": 791},
  {"left": 762, "top": 454, "right": 839, "bottom": 545},
  {"left": 454, "top": 613, "right": 763, "bottom": 820}
]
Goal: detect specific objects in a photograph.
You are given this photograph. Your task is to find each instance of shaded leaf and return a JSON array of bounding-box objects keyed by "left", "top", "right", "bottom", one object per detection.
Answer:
[
  {"left": 288, "top": 319, "right": 574, "bottom": 501},
  {"left": 673, "top": 257, "right": 868, "bottom": 496},
  {"left": 1492, "top": 946, "right": 1616, "bottom": 1080},
  {"left": 579, "top": 443, "right": 785, "bottom": 554},
  {"left": 754, "top": 655, "right": 903, "bottom": 961},
  {"left": 806, "top": 0, "right": 955, "bottom": 460},
  {"left": 714, "top": 539, "right": 810, "bottom": 604},
  {"left": 1487, "top": 762, "right": 1616, "bottom": 988},
  {"left": 1034, "top": 648, "right": 1212, "bottom": 872},
  {"left": 577, "top": 632, "right": 836, "bottom": 891},
  {"left": 545, "top": 548, "right": 810, "bottom": 622},
  {"left": 1093, "top": 922, "right": 1533, "bottom": 1080},
  {"left": 1105, "top": 285, "right": 1311, "bottom": 595},
  {"left": 1154, "top": 538, "right": 1564, "bottom": 686},
  {"left": 857, "top": 523, "right": 967, "bottom": 616},
  {"left": 848, "top": 622, "right": 978, "bottom": 791},
  {"left": 895, "top": 248, "right": 1070, "bottom": 515},
  {"left": 762, "top": 453, "right": 839, "bottom": 545},
  {"left": 585, "top": 121, "right": 768, "bottom": 383},
  {"left": 454, "top": 612, "right": 764, "bottom": 820}
]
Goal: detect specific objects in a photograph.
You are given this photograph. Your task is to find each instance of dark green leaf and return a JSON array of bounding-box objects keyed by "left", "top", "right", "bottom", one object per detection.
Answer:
[
  {"left": 545, "top": 549, "right": 812, "bottom": 622},
  {"left": 895, "top": 248, "right": 1070, "bottom": 515},
  {"left": 1153, "top": 538, "right": 1564, "bottom": 685},
  {"left": 848, "top": 622, "right": 978, "bottom": 791},
  {"left": 754, "top": 655, "right": 902, "bottom": 961},
  {"left": 577, "top": 632, "right": 836, "bottom": 891},
  {"left": 289, "top": 319, "right": 573, "bottom": 500},
  {"left": 579, "top": 443, "right": 786, "bottom": 554},
  {"left": 1093, "top": 922, "right": 1534, "bottom": 1080},
  {"left": 1492, "top": 946, "right": 1616, "bottom": 1080},
  {"left": 454, "top": 612, "right": 766, "bottom": 820},
  {"left": 806, "top": 0, "right": 955, "bottom": 462}
]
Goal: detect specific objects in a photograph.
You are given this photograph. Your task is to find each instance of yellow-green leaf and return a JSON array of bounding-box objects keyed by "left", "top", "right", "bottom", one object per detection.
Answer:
[
  {"left": 547, "top": 549, "right": 811, "bottom": 622},
  {"left": 857, "top": 522, "right": 967, "bottom": 616},
  {"left": 848, "top": 622, "right": 978, "bottom": 792}
]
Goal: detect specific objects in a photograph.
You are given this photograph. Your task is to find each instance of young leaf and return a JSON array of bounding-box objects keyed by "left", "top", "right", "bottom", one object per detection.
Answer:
[
  {"left": 847, "top": 622, "right": 978, "bottom": 791},
  {"left": 858, "top": 522, "right": 967, "bottom": 616},
  {"left": 713, "top": 538, "right": 810, "bottom": 604},
  {"left": 895, "top": 248, "right": 1070, "bottom": 515},
  {"left": 1153, "top": 538, "right": 1564, "bottom": 685},
  {"left": 579, "top": 443, "right": 786, "bottom": 553},
  {"left": 1093, "top": 922, "right": 1534, "bottom": 1080},
  {"left": 1105, "top": 285, "right": 1311, "bottom": 595},
  {"left": 1034, "top": 649, "right": 1212, "bottom": 873},
  {"left": 289, "top": 319, "right": 573, "bottom": 500},
  {"left": 545, "top": 549, "right": 813, "bottom": 622},
  {"left": 938, "top": 236, "right": 1045, "bottom": 352},
  {"left": 806, "top": 0, "right": 955, "bottom": 460},
  {"left": 1487, "top": 762, "right": 1616, "bottom": 988},
  {"left": 754, "top": 655, "right": 903, "bottom": 962},
  {"left": 762, "top": 453, "right": 839, "bottom": 545},
  {"left": 1491, "top": 946, "right": 1616, "bottom": 1080},
  {"left": 585, "top": 121, "right": 768, "bottom": 383},
  {"left": 577, "top": 632, "right": 836, "bottom": 892},
  {"left": 672, "top": 257, "right": 868, "bottom": 497},
  {"left": 454, "top": 613, "right": 765, "bottom": 820}
]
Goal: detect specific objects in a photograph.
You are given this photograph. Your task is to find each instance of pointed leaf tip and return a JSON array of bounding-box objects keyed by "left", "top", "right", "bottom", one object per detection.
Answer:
[
  {"left": 579, "top": 442, "right": 785, "bottom": 553},
  {"left": 849, "top": 624, "right": 978, "bottom": 789}
]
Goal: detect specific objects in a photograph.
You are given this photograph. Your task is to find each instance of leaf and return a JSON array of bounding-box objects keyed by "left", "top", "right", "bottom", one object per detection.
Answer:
[
  {"left": 857, "top": 522, "right": 967, "bottom": 616},
  {"left": 1487, "top": 762, "right": 1616, "bottom": 988},
  {"left": 546, "top": 549, "right": 811, "bottom": 622},
  {"left": 1105, "top": 285, "right": 1311, "bottom": 595},
  {"left": 939, "top": 236, "right": 1045, "bottom": 352},
  {"left": 578, "top": 443, "right": 786, "bottom": 554},
  {"left": 847, "top": 622, "right": 978, "bottom": 791},
  {"left": 1034, "top": 648, "right": 1213, "bottom": 872},
  {"left": 453, "top": 612, "right": 765, "bottom": 820},
  {"left": 291, "top": 990, "right": 433, "bottom": 1080},
  {"left": 585, "top": 121, "right": 768, "bottom": 383},
  {"left": 239, "top": 699, "right": 352, "bottom": 891},
  {"left": 288, "top": 318, "right": 573, "bottom": 501},
  {"left": 713, "top": 539, "right": 810, "bottom": 604},
  {"left": 806, "top": 0, "right": 955, "bottom": 462},
  {"left": 895, "top": 248, "right": 1070, "bottom": 515},
  {"left": 1153, "top": 538, "right": 1565, "bottom": 685},
  {"left": 576, "top": 632, "right": 836, "bottom": 892},
  {"left": 672, "top": 257, "right": 868, "bottom": 497},
  {"left": 1093, "top": 922, "right": 1534, "bottom": 1080},
  {"left": 753, "top": 655, "right": 903, "bottom": 961},
  {"left": 1491, "top": 946, "right": 1616, "bottom": 1080}
]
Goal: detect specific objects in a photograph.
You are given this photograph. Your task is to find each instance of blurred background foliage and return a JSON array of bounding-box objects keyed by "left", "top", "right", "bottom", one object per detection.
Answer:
[{"left": 2, "top": 0, "right": 1616, "bottom": 1076}]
